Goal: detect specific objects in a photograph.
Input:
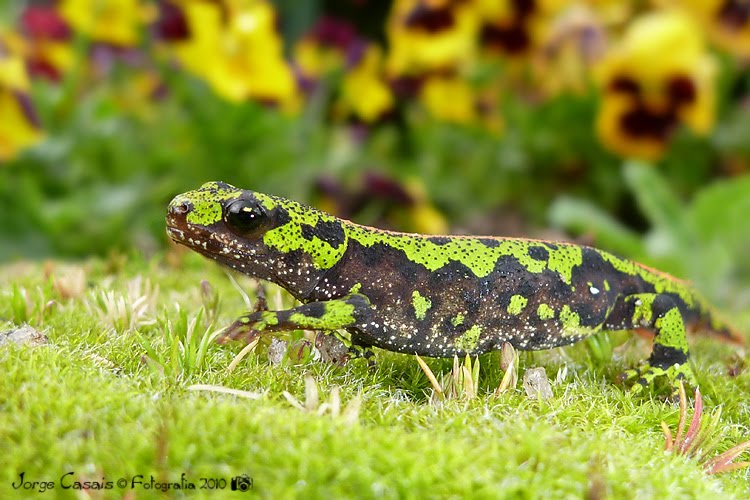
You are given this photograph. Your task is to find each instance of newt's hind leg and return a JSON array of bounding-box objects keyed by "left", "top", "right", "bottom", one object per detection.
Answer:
[{"left": 613, "top": 293, "right": 697, "bottom": 395}]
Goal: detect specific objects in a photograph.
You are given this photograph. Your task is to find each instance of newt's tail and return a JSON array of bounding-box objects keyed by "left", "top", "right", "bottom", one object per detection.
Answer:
[
  {"left": 690, "top": 294, "right": 745, "bottom": 345},
  {"left": 629, "top": 258, "right": 744, "bottom": 344}
]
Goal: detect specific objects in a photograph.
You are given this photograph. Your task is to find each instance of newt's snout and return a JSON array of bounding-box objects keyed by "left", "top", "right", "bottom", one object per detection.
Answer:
[
  {"left": 167, "top": 197, "right": 192, "bottom": 222},
  {"left": 166, "top": 195, "right": 194, "bottom": 241},
  {"left": 168, "top": 198, "right": 192, "bottom": 217}
]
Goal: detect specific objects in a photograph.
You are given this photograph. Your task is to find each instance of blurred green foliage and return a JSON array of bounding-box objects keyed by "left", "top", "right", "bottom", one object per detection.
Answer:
[{"left": 0, "top": 0, "right": 749, "bottom": 310}]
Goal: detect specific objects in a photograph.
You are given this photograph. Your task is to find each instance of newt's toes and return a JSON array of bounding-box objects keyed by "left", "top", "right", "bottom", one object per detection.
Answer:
[{"left": 218, "top": 320, "right": 261, "bottom": 344}]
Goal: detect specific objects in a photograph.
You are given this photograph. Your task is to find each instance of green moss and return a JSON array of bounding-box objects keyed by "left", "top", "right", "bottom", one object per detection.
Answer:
[{"left": 1, "top": 259, "right": 749, "bottom": 498}]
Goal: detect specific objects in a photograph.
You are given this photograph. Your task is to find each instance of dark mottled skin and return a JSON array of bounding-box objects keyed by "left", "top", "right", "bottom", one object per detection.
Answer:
[{"left": 167, "top": 182, "right": 744, "bottom": 392}]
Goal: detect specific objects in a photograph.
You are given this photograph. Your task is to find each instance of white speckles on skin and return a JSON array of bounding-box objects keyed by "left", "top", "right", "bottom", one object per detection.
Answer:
[
  {"left": 589, "top": 286, "right": 600, "bottom": 295},
  {"left": 635, "top": 299, "right": 642, "bottom": 306}
]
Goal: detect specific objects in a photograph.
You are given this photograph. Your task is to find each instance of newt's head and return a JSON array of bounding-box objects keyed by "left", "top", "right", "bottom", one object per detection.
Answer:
[{"left": 166, "top": 182, "right": 348, "bottom": 296}]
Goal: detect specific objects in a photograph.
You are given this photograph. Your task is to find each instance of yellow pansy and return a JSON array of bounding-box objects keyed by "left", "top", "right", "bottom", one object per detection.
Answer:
[
  {"left": 166, "top": 0, "right": 299, "bottom": 110},
  {"left": 58, "top": 0, "right": 150, "bottom": 46},
  {"left": 656, "top": 0, "right": 750, "bottom": 58},
  {"left": 595, "top": 11, "right": 716, "bottom": 160},
  {"left": 295, "top": 38, "right": 346, "bottom": 81},
  {"left": 402, "top": 177, "right": 449, "bottom": 235},
  {"left": 386, "top": 0, "right": 480, "bottom": 76},
  {"left": 0, "top": 41, "right": 43, "bottom": 161},
  {"left": 419, "top": 75, "right": 477, "bottom": 125},
  {"left": 530, "top": 6, "right": 607, "bottom": 96},
  {"left": 417, "top": 73, "right": 502, "bottom": 133},
  {"left": 294, "top": 17, "right": 358, "bottom": 81},
  {"left": 338, "top": 45, "right": 394, "bottom": 123},
  {"left": 475, "top": 0, "right": 567, "bottom": 57},
  {"left": 19, "top": 5, "right": 76, "bottom": 80}
]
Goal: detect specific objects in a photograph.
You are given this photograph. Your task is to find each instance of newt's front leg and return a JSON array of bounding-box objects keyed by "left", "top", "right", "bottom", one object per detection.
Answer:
[
  {"left": 619, "top": 293, "right": 698, "bottom": 395},
  {"left": 218, "top": 293, "right": 374, "bottom": 347}
]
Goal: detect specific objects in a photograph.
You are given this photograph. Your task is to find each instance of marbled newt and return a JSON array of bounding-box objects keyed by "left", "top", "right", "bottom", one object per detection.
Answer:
[{"left": 166, "top": 181, "right": 744, "bottom": 393}]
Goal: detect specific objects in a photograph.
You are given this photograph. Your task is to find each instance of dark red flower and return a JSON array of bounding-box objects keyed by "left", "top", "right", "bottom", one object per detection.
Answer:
[
  {"left": 154, "top": 1, "right": 191, "bottom": 41},
  {"left": 21, "top": 5, "right": 71, "bottom": 41}
]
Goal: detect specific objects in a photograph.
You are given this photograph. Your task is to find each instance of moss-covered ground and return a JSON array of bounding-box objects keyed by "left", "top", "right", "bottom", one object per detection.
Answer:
[{"left": 1, "top": 252, "right": 748, "bottom": 498}]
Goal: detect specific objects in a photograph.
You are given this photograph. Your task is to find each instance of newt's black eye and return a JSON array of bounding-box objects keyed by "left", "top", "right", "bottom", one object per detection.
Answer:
[{"left": 225, "top": 199, "right": 266, "bottom": 234}]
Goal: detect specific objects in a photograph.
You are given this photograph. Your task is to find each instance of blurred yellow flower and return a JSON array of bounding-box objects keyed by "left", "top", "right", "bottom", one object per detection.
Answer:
[
  {"left": 530, "top": 6, "right": 607, "bottom": 96},
  {"left": 402, "top": 177, "right": 449, "bottom": 235},
  {"left": 595, "top": 11, "right": 715, "bottom": 160},
  {"left": 58, "top": 0, "right": 150, "bottom": 46},
  {"left": 657, "top": 0, "right": 750, "bottom": 58},
  {"left": 20, "top": 5, "right": 76, "bottom": 81},
  {"left": 386, "top": 0, "right": 480, "bottom": 76},
  {"left": 418, "top": 73, "right": 502, "bottom": 133},
  {"left": 0, "top": 41, "right": 43, "bottom": 162},
  {"left": 339, "top": 45, "right": 394, "bottom": 123},
  {"left": 294, "top": 17, "right": 358, "bottom": 81},
  {"left": 475, "top": 0, "right": 566, "bottom": 57},
  {"left": 295, "top": 39, "right": 345, "bottom": 81},
  {"left": 419, "top": 75, "right": 476, "bottom": 124},
  {"left": 165, "top": 0, "right": 299, "bottom": 110}
]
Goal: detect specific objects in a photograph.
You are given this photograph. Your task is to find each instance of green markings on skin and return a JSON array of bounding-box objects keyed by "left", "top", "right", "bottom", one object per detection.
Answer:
[
  {"left": 625, "top": 293, "right": 689, "bottom": 354},
  {"left": 507, "top": 295, "right": 528, "bottom": 315},
  {"left": 654, "top": 307, "right": 689, "bottom": 353},
  {"left": 186, "top": 183, "right": 588, "bottom": 284},
  {"left": 626, "top": 362, "right": 697, "bottom": 395},
  {"left": 345, "top": 225, "right": 583, "bottom": 284},
  {"left": 537, "top": 303, "right": 555, "bottom": 320},
  {"left": 288, "top": 298, "right": 358, "bottom": 330},
  {"left": 349, "top": 283, "right": 362, "bottom": 294},
  {"left": 597, "top": 251, "right": 697, "bottom": 308},
  {"left": 412, "top": 291, "right": 432, "bottom": 320},
  {"left": 261, "top": 196, "right": 348, "bottom": 270},
  {"left": 454, "top": 325, "right": 482, "bottom": 352},
  {"left": 176, "top": 181, "right": 243, "bottom": 226},
  {"left": 559, "top": 305, "right": 581, "bottom": 336},
  {"left": 252, "top": 192, "right": 278, "bottom": 211},
  {"left": 627, "top": 293, "right": 656, "bottom": 326},
  {"left": 545, "top": 245, "right": 584, "bottom": 285},
  {"left": 558, "top": 305, "right": 603, "bottom": 337},
  {"left": 558, "top": 304, "right": 601, "bottom": 338},
  {"left": 241, "top": 311, "right": 279, "bottom": 331},
  {"left": 451, "top": 313, "right": 465, "bottom": 327}
]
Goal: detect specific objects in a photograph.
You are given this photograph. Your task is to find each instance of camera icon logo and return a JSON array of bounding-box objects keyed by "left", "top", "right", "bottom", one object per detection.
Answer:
[{"left": 231, "top": 474, "right": 253, "bottom": 492}]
